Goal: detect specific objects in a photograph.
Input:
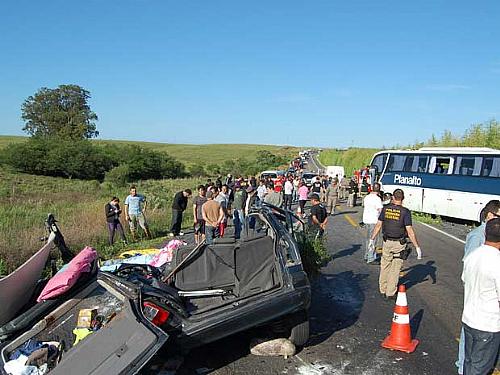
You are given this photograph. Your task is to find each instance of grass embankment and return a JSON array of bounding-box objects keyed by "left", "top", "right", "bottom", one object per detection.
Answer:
[
  {"left": 0, "top": 136, "right": 299, "bottom": 168},
  {"left": 318, "top": 148, "right": 380, "bottom": 175},
  {"left": 0, "top": 136, "right": 300, "bottom": 275},
  {"left": 0, "top": 167, "right": 203, "bottom": 275}
]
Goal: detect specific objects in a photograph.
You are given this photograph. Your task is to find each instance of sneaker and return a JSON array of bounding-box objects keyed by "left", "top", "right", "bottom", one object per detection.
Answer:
[
  {"left": 179, "top": 231, "right": 185, "bottom": 236},
  {"left": 169, "top": 233, "right": 175, "bottom": 237}
]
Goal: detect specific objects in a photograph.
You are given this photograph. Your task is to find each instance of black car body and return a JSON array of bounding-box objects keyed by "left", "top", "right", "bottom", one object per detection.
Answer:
[{"left": 0, "top": 206, "right": 310, "bottom": 374}]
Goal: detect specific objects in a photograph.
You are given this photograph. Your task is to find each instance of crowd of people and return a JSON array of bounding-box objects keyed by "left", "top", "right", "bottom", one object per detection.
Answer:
[
  {"left": 103, "top": 171, "right": 367, "bottom": 246},
  {"left": 101, "top": 167, "right": 499, "bottom": 375}
]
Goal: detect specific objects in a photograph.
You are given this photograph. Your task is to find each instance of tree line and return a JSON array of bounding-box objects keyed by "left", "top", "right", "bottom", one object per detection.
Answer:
[
  {"left": 410, "top": 119, "right": 499, "bottom": 149},
  {"left": 0, "top": 85, "right": 287, "bottom": 183}
]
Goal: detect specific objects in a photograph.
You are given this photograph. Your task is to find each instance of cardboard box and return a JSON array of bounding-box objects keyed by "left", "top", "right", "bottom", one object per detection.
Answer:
[{"left": 77, "top": 308, "right": 97, "bottom": 328}]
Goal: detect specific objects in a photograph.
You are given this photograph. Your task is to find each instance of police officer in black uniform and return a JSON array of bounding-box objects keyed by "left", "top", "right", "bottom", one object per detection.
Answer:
[{"left": 370, "top": 189, "right": 422, "bottom": 299}]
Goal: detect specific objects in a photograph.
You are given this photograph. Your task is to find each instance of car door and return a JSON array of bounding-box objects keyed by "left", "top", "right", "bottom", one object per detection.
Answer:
[{"left": 0, "top": 274, "right": 169, "bottom": 375}]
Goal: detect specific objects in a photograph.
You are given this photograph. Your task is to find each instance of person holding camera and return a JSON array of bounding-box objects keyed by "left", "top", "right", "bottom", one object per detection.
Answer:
[
  {"left": 370, "top": 189, "right": 422, "bottom": 299},
  {"left": 105, "top": 197, "right": 127, "bottom": 245}
]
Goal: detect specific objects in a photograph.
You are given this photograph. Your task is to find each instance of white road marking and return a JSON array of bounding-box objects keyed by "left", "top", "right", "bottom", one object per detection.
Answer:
[{"left": 417, "top": 222, "right": 466, "bottom": 244}]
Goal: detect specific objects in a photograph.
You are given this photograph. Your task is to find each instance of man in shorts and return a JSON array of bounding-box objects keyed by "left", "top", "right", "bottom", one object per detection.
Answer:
[
  {"left": 193, "top": 185, "right": 207, "bottom": 244},
  {"left": 124, "top": 186, "right": 151, "bottom": 241}
]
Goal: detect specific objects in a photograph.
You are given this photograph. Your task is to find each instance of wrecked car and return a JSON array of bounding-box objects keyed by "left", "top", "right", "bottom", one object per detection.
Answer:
[{"left": 0, "top": 205, "right": 311, "bottom": 374}]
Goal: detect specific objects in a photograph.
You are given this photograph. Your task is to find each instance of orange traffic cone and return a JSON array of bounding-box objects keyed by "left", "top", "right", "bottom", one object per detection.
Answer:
[{"left": 381, "top": 284, "right": 419, "bottom": 353}]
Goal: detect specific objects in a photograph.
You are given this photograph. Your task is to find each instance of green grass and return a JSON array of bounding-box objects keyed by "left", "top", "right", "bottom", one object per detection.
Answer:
[
  {"left": 412, "top": 212, "right": 442, "bottom": 225},
  {"left": 0, "top": 135, "right": 301, "bottom": 273},
  {"left": 318, "top": 148, "right": 380, "bottom": 175},
  {"left": 0, "top": 135, "right": 26, "bottom": 149},
  {"left": 0, "top": 135, "right": 299, "bottom": 167},
  {"left": 0, "top": 166, "right": 204, "bottom": 274}
]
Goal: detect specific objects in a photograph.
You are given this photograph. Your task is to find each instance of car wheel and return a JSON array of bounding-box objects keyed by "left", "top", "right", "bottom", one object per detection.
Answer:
[{"left": 288, "top": 312, "right": 309, "bottom": 346}]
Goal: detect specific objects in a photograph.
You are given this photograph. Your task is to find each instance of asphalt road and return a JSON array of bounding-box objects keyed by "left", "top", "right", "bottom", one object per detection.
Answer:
[{"left": 145, "top": 199, "right": 470, "bottom": 375}]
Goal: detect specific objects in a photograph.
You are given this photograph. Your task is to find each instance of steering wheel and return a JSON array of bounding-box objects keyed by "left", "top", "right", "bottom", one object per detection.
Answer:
[{"left": 114, "top": 264, "right": 161, "bottom": 279}]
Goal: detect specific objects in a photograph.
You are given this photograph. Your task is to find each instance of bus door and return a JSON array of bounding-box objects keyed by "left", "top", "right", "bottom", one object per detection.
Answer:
[
  {"left": 446, "top": 155, "right": 484, "bottom": 220},
  {"left": 423, "top": 155, "right": 455, "bottom": 217}
]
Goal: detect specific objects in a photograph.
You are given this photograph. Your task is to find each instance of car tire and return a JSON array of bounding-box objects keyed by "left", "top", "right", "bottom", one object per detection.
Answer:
[{"left": 288, "top": 313, "right": 310, "bottom": 347}]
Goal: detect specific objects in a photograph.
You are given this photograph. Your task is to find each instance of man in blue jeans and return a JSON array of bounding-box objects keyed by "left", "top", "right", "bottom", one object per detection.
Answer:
[
  {"left": 461, "top": 218, "right": 500, "bottom": 375},
  {"left": 456, "top": 200, "right": 500, "bottom": 374},
  {"left": 232, "top": 182, "right": 247, "bottom": 239},
  {"left": 202, "top": 190, "right": 224, "bottom": 244}
]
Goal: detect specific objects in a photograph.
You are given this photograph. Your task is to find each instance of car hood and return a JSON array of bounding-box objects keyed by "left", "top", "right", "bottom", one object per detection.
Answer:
[{"left": 0, "top": 232, "right": 55, "bottom": 326}]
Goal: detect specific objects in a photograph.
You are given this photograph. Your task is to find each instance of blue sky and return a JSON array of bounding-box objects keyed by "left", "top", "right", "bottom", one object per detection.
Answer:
[{"left": 1, "top": 1, "right": 499, "bottom": 147}]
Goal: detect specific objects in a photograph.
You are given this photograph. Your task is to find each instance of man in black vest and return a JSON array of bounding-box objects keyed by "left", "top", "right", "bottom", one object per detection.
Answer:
[{"left": 370, "top": 189, "right": 422, "bottom": 299}]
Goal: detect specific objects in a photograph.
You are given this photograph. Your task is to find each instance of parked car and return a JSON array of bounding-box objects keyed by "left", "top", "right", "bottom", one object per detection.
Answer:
[
  {"left": 302, "top": 172, "right": 318, "bottom": 187},
  {"left": 0, "top": 206, "right": 311, "bottom": 375},
  {"left": 259, "top": 170, "right": 285, "bottom": 182}
]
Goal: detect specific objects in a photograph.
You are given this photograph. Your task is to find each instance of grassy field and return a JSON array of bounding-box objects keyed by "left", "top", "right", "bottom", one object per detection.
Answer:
[
  {"left": 0, "top": 166, "right": 205, "bottom": 275},
  {"left": 0, "top": 136, "right": 302, "bottom": 274},
  {"left": 0, "top": 136, "right": 302, "bottom": 275},
  {"left": 0, "top": 136, "right": 299, "bottom": 167},
  {"left": 318, "top": 148, "right": 380, "bottom": 175}
]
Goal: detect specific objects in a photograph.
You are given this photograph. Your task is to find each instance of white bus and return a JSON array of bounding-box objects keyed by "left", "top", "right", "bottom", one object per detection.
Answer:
[{"left": 369, "top": 147, "right": 500, "bottom": 221}]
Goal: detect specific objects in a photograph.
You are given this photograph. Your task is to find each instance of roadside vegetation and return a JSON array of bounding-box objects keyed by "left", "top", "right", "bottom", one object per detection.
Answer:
[
  {"left": 412, "top": 212, "right": 442, "bottom": 226},
  {"left": 0, "top": 166, "right": 204, "bottom": 275},
  {"left": 318, "top": 148, "right": 379, "bottom": 175},
  {"left": 318, "top": 119, "right": 499, "bottom": 173},
  {"left": 0, "top": 84, "right": 298, "bottom": 275},
  {"left": 297, "top": 234, "right": 330, "bottom": 277}
]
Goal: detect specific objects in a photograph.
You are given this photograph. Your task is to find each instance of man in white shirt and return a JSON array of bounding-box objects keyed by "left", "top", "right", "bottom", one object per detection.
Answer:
[
  {"left": 461, "top": 218, "right": 500, "bottom": 375},
  {"left": 283, "top": 177, "right": 294, "bottom": 211},
  {"left": 257, "top": 179, "right": 267, "bottom": 202},
  {"left": 363, "top": 183, "right": 383, "bottom": 264}
]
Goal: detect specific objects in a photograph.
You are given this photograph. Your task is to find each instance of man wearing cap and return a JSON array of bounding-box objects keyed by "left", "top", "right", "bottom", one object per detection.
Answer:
[
  {"left": 370, "top": 189, "right": 422, "bottom": 299},
  {"left": 202, "top": 190, "right": 225, "bottom": 245},
  {"left": 309, "top": 194, "right": 328, "bottom": 238}
]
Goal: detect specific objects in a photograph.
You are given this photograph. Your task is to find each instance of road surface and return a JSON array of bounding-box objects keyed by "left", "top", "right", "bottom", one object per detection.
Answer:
[{"left": 144, "top": 201, "right": 472, "bottom": 374}]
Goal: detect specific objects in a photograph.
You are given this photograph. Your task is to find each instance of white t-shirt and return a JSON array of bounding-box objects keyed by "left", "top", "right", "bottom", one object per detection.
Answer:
[
  {"left": 362, "top": 193, "right": 383, "bottom": 224},
  {"left": 461, "top": 244, "right": 500, "bottom": 332},
  {"left": 284, "top": 181, "right": 294, "bottom": 195}
]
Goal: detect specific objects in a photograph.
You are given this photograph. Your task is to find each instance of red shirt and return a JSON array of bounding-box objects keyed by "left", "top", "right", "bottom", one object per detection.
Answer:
[{"left": 274, "top": 177, "right": 284, "bottom": 192}]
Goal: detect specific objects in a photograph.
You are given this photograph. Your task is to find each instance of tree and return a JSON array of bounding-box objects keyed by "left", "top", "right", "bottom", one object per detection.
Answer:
[
  {"left": 1, "top": 138, "right": 115, "bottom": 179},
  {"left": 21, "top": 84, "right": 99, "bottom": 139}
]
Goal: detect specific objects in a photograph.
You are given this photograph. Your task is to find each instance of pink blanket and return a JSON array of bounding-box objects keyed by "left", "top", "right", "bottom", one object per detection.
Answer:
[
  {"left": 37, "top": 246, "right": 97, "bottom": 302},
  {"left": 149, "top": 240, "right": 185, "bottom": 268}
]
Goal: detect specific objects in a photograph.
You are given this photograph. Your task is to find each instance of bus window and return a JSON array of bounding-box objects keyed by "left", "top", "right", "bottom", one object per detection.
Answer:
[
  {"left": 386, "top": 154, "right": 406, "bottom": 172},
  {"left": 429, "top": 156, "right": 453, "bottom": 174},
  {"left": 454, "top": 156, "right": 482, "bottom": 176},
  {"left": 482, "top": 157, "right": 500, "bottom": 177},
  {"left": 403, "top": 155, "right": 428, "bottom": 173},
  {"left": 371, "top": 153, "right": 387, "bottom": 173},
  {"left": 416, "top": 156, "right": 429, "bottom": 172},
  {"left": 403, "top": 156, "right": 414, "bottom": 171}
]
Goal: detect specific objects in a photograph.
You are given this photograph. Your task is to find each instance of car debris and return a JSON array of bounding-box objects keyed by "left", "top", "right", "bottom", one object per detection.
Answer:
[
  {"left": 250, "top": 338, "right": 296, "bottom": 359},
  {"left": 0, "top": 205, "right": 311, "bottom": 375}
]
